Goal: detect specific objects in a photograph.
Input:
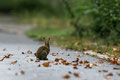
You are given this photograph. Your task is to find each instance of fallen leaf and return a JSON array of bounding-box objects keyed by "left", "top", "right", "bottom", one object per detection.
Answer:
[
  {"left": 42, "top": 62, "right": 50, "bottom": 67},
  {"left": 113, "top": 67, "right": 120, "bottom": 70},
  {"left": 107, "top": 73, "right": 113, "bottom": 76},
  {"left": 35, "top": 59, "right": 40, "bottom": 62},
  {"left": 55, "top": 58, "right": 60, "bottom": 62},
  {"left": 37, "top": 64, "right": 40, "bottom": 67},
  {"left": 54, "top": 63, "right": 58, "bottom": 65},
  {"left": 92, "top": 63, "right": 98, "bottom": 66},
  {"left": 74, "top": 42, "right": 80, "bottom": 46},
  {"left": 117, "top": 73, "right": 120, "bottom": 76},
  {"left": 67, "top": 54, "right": 70, "bottom": 56},
  {"left": 85, "top": 64, "right": 92, "bottom": 68},
  {"left": 68, "top": 71, "right": 72, "bottom": 74},
  {"left": 98, "top": 60, "right": 104, "bottom": 63},
  {"left": 72, "top": 63, "right": 78, "bottom": 66},
  {"left": 3, "top": 48, "right": 6, "bottom": 51},
  {"left": 0, "top": 57, "right": 5, "bottom": 61},
  {"left": 21, "top": 52, "right": 25, "bottom": 54},
  {"left": 73, "top": 66, "right": 78, "bottom": 69},
  {"left": 30, "top": 59, "right": 33, "bottom": 61},
  {"left": 73, "top": 73, "right": 80, "bottom": 78},
  {"left": 51, "top": 53, "right": 56, "bottom": 56},
  {"left": 63, "top": 75, "right": 70, "bottom": 79},
  {"left": 11, "top": 60, "right": 17, "bottom": 64},
  {"left": 63, "top": 62, "right": 70, "bottom": 65},
  {"left": 20, "top": 70, "right": 25, "bottom": 75},
  {"left": 84, "top": 60, "right": 89, "bottom": 64},
  {"left": 113, "top": 48, "right": 117, "bottom": 51},
  {"left": 98, "top": 69, "right": 108, "bottom": 72},
  {"left": 104, "top": 78, "right": 113, "bottom": 80},
  {"left": 27, "top": 50, "right": 32, "bottom": 54},
  {"left": 79, "top": 61, "right": 83, "bottom": 64}
]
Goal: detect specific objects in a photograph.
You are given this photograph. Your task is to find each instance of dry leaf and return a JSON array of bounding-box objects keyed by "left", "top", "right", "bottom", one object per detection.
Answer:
[
  {"left": 30, "top": 59, "right": 33, "bottom": 61},
  {"left": 42, "top": 62, "right": 50, "bottom": 67},
  {"left": 51, "top": 53, "right": 56, "bottom": 56},
  {"left": 117, "top": 73, "right": 120, "bottom": 76},
  {"left": 68, "top": 71, "right": 72, "bottom": 74},
  {"left": 84, "top": 60, "right": 89, "bottom": 64},
  {"left": 11, "top": 60, "right": 17, "bottom": 64},
  {"left": 98, "top": 69, "right": 108, "bottom": 72},
  {"left": 55, "top": 58, "right": 60, "bottom": 62},
  {"left": 67, "top": 54, "right": 70, "bottom": 56},
  {"left": 73, "top": 66, "right": 78, "bottom": 69},
  {"left": 20, "top": 70, "right": 25, "bottom": 75},
  {"left": 85, "top": 64, "right": 92, "bottom": 68},
  {"left": 107, "top": 73, "right": 113, "bottom": 76},
  {"left": 27, "top": 50, "right": 32, "bottom": 54},
  {"left": 37, "top": 64, "right": 40, "bottom": 67},
  {"left": 63, "top": 75, "right": 70, "bottom": 79},
  {"left": 21, "top": 52, "right": 25, "bottom": 54},
  {"left": 72, "top": 63, "right": 78, "bottom": 66},
  {"left": 63, "top": 62, "right": 70, "bottom": 65},
  {"left": 113, "top": 67, "right": 120, "bottom": 70},
  {"left": 79, "top": 61, "right": 83, "bottom": 64},
  {"left": 92, "top": 63, "right": 98, "bottom": 66},
  {"left": 98, "top": 60, "right": 104, "bottom": 63},
  {"left": 3, "top": 48, "right": 6, "bottom": 51},
  {"left": 73, "top": 73, "right": 80, "bottom": 78},
  {"left": 35, "top": 59, "right": 40, "bottom": 62}
]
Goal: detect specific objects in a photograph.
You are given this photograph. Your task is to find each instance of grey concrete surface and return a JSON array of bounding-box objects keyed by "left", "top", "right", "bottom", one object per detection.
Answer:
[{"left": 0, "top": 15, "right": 119, "bottom": 80}]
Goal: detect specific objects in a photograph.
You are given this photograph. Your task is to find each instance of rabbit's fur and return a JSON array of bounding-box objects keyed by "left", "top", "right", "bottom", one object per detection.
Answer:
[{"left": 36, "top": 38, "right": 50, "bottom": 60}]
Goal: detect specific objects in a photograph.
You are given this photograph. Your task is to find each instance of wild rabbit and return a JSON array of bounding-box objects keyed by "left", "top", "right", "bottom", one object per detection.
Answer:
[{"left": 36, "top": 38, "right": 50, "bottom": 60}]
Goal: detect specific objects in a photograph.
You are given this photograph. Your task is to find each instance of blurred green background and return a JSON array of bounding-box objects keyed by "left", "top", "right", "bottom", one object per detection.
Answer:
[{"left": 0, "top": 0, "right": 120, "bottom": 56}]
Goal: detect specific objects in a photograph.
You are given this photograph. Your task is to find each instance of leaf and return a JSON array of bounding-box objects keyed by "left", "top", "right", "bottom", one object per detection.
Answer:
[
  {"left": 98, "top": 69, "right": 108, "bottom": 72},
  {"left": 98, "top": 60, "right": 104, "bottom": 63},
  {"left": 63, "top": 75, "right": 70, "bottom": 79},
  {"left": 79, "top": 61, "right": 83, "bottom": 64},
  {"left": 84, "top": 60, "right": 89, "bottom": 64},
  {"left": 107, "top": 73, "right": 113, "bottom": 76},
  {"left": 92, "top": 63, "right": 98, "bottom": 66},
  {"left": 113, "top": 67, "right": 120, "bottom": 70},
  {"left": 11, "top": 60, "right": 17, "bottom": 64},
  {"left": 21, "top": 52, "right": 25, "bottom": 54},
  {"left": 51, "top": 53, "right": 56, "bottom": 56},
  {"left": 67, "top": 54, "right": 70, "bottom": 56},
  {"left": 84, "top": 64, "right": 92, "bottom": 68},
  {"left": 35, "top": 59, "right": 40, "bottom": 62},
  {"left": 30, "top": 59, "right": 33, "bottom": 61},
  {"left": 117, "top": 73, "right": 120, "bottom": 77},
  {"left": 55, "top": 58, "right": 60, "bottom": 62},
  {"left": 63, "top": 62, "right": 70, "bottom": 65},
  {"left": 73, "top": 73, "right": 80, "bottom": 78},
  {"left": 73, "top": 66, "right": 78, "bottom": 69},
  {"left": 20, "top": 70, "right": 25, "bottom": 75},
  {"left": 37, "top": 64, "right": 40, "bottom": 67},
  {"left": 3, "top": 48, "right": 6, "bottom": 51},
  {"left": 27, "top": 50, "right": 32, "bottom": 54},
  {"left": 42, "top": 62, "right": 50, "bottom": 67}
]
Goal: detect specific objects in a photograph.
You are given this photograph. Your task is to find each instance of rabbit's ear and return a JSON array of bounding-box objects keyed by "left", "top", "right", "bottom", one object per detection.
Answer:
[{"left": 48, "top": 37, "right": 50, "bottom": 41}]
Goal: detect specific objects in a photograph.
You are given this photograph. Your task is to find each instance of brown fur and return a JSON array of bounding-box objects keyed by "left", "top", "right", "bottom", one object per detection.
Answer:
[{"left": 36, "top": 38, "right": 50, "bottom": 60}]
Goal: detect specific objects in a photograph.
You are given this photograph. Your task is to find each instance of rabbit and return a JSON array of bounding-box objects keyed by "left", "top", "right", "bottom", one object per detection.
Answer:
[{"left": 36, "top": 38, "right": 50, "bottom": 60}]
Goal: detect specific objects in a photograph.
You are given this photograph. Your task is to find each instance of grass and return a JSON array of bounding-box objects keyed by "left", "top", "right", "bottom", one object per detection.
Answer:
[
  {"left": 18, "top": 12, "right": 120, "bottom": 58},
  {"left": 26, "top": 27, "right": 120, "bottom": 58}
]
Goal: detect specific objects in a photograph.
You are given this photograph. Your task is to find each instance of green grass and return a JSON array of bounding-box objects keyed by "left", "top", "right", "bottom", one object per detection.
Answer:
[
  {"left": 26, "top": 27, "right": 120, "bottom": 58},
  {"left": 19, "top": 12, "right": 120, "bottom": 58}
]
